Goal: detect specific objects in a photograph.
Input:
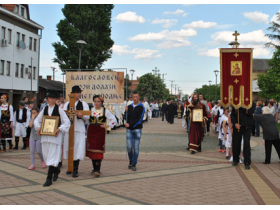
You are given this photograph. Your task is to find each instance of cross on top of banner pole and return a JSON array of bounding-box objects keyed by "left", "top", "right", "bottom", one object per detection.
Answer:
[{"left": 232, "top": 30, "right": 240, "bottom": 49}]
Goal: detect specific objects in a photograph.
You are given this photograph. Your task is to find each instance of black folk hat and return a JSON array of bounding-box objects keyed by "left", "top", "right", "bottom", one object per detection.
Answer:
[
  {"left": 19, "top": 101, "right": 25, "bottom": 106},
  {"left": 26, "top": 101, "right": 34, "bottom": 105},
  {"left": 71, "top": 85, "right": 83, "bottom": 93},
  {"left": 46, "top": 90, "right": 60, "bottom": 98}
]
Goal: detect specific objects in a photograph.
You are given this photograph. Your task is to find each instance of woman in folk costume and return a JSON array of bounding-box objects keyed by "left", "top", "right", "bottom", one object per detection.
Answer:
[
  {"left": 86, "top": 95, "right": 117, "bottom": 177},
  {"left": 34, "top": 90, "right": 70, "bottom": 187},
  {"left": 0, "top": 94, "right": 14, "bottom": 152},
  {"left": 63, "top": 85, "right": 89, "bottom": 178}
]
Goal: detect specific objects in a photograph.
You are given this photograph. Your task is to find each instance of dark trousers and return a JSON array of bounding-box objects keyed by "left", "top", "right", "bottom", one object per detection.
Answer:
[
  {"left": 255, "top": 121, "right": 260, "bottom": 136},
  {"left": 265, "top": 139, "right": 280, "bottom": 163},
  {"left": 232, "top": 126, "right": 251, "bottom": 165},
  {"left": 251, "top": 120, "right": 255, "bottom": 136},
  {"left": 162, "top": 112, "right": 165, "bottom": 121},
  {"left": 207, "top": 117, "right": 211, "bottom": 132}
]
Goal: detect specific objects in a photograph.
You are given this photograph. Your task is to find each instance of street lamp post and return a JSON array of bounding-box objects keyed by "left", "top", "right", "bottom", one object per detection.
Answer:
[
  {"left": 130, "top": 69, "right": 135, "bottom": 97},
  {"left": 214, "top": 70, "right": 219, "bottom": 102},
  {"left": 76, "top": 40, "right": 87, "bottom": 72},
  {"left": 208, "top": 80, "right": 212, "bottom": 101},
  {"left": 150, "top": 80, "right": 153, "bottom": 101}
]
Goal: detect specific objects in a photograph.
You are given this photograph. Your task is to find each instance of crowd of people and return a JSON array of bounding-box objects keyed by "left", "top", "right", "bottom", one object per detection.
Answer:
[{"left": 1, "top": 89, "right": 280, "bottom": 187}]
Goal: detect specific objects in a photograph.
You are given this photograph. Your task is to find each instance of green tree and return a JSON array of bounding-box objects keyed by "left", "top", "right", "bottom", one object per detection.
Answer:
[
  {"left": 52, "top": 4, "right": 114, "bottom": 71},
  {"left": 265, "top": 12, "right": 280, "bottom": 49},
  {"left": 135, "top": 73, "right": 169, "bottom": 101},
  {"left": 194, "top": 84, "right": 220, "bottom": 101},
  {"left": 182, "top": 94, "right": 189, "bottom": 101},
  {"left": 257, "top": 49, "right": 280, "bottom": 101}
]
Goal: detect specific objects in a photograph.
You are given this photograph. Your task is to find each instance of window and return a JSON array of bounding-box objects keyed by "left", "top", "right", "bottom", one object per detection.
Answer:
[
  {"left": 20, "top": 64, "right": 24, "bottom": 78},
  {"left": 15, "top": 5, "right": 19, "bottom": 14},
  {"left": 6, "top": 61, "right": 10, "bottom": 76},
  {"left": 1, "top": 27, "right": 5, "bottom": 40},
  {"left": 22, "top": 34, "right": 25, "bottom": 42},
  {"left": 0, "top": 60, "right": 4, "bottom": 75},
  {"left": 20, "top": 7, "right": 24, "bottom": 16},
  {"left": 7, "top": 29, "right": 11, "bottom": 44},
  {"left": 33, "top": 67, "right": 36, "bottom": 79},
  {"left": 33, "top": 39, "right": 37, "bottom": 51},
  {"left": 29, "top": 37, "right": 32, "bottom": 50},
  {"left": 15, "top": 63, "right": 19, "bottom": 77},
  {"left": 16, "top": 32, "right": 20, "bottom": 46}
]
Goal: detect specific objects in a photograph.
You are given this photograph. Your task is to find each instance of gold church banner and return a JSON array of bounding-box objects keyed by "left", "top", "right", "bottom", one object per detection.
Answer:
[{"left": 66, "top": 71, "right": 124, "bottom": 104}]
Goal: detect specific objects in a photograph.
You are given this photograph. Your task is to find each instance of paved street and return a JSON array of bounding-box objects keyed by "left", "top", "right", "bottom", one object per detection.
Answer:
[{"left": 0, "top": 117, "right": 280, "bottom": 205}]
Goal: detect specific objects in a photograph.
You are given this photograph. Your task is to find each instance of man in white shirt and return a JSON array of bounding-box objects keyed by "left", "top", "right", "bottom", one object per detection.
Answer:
[{"left": 63, "top": 86, "right": 89, "bottom": 178}]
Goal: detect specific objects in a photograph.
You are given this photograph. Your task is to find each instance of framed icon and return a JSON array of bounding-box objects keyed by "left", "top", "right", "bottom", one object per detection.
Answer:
[
  {"left": 192, "top": 109, "right": 203, "bottom": 122},
  {"left": 231, "top": 61, "right": 242, "bottom": 76},
  {"left": 40, "top": 116, "right": 59, "bottom": 136}
]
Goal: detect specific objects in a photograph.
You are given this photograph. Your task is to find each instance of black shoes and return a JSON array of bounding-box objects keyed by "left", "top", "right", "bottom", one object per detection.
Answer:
[
  {"left": 43, "top": 178, "right": 52, "bottom": 187},
  {"left": 232, "top": 162, "right": 238, "bottom": 166},
  {"left": 128, "top": 160, "right": 132, "bottom": 169},
  {"left": 72, "top": 170, "right": 78, "bottom": 178},
  {"left": 191, "top": 151, "right": 195, "bottom": 154},
  {"left": 245, "top": 165, "right": 250, "bottom": 170},
  {"left": 53, "top": 167, "right": 60, "bottom": 181},
  {"left": 186, "top": 147, "right": 189, "bottom": 151},
  {"left": 262, "top": 162, "right": 270, "bottom": 164},
  {"left": 66, "top": 171, "right": 71, "bottom": 175},
  {"left": 131, "top": 165, "right": 137, "bottom": 171}
]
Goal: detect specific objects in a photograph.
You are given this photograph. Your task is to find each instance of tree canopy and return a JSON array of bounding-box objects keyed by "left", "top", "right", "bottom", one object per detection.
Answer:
[
  {"left": 193, "top": 84, "right": 220, "bottom": 101},
  {"left": 135, "top": 73, "right": 169, "bottom": 101},
  {"left": 265, "top": 12, "right": 280, "bottom": 49},
  {"left": 52, "top": 4, "right": 114, "bottom": 71},
  {"left": 257, "top": 49, "right": 280, "bottom": 101}
]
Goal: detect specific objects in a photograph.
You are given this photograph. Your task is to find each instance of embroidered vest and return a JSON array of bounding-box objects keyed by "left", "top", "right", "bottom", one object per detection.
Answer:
[
  {"left": 90, "top": 107, "right": 107, "bottom": 125},
  {"left": 16, "top": 108, "right": 27, "bottom": 122},
  {"left": 43, "top": 104, "right": 61, "bottom": 126},
  {"left": 67, "top": 100, "right": 83, "bottom": 119},
  {"left": 1, "top": 103, "right": 10, "bottom": 121}
]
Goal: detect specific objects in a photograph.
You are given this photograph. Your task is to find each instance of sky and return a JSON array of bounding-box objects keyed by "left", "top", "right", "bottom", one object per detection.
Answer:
[{"left": 27, "top": 3, "right": 280, "bottom": 96}]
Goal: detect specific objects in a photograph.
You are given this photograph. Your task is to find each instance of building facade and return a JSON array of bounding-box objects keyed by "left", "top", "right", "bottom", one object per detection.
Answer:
[{"left": 0, "top": 4, "right": 43, "bottom": 106}]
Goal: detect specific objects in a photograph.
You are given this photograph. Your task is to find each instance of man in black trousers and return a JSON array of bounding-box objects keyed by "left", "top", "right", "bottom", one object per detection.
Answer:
[
  {"left": 231, "top": 102, "right": 256, "bottom": 170},
  {"left": 161, "top": 101, "right": 167, "bottom": 121}
]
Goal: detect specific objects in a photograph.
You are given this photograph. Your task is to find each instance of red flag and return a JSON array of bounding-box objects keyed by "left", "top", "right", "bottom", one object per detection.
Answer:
[{"left": 220, "top": 48, "right": 253, "bottom": 109}]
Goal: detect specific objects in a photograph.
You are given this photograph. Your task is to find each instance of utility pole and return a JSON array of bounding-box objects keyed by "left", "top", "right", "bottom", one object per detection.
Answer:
[
  {"left": 161, "top": 73, "right": 167, "bottom": 83},
  {"left": 169, "top": 80, "right": 175, "bottom": 95},
  {"left": 152, "top": 67, "right": 160, "bottom": 76},
  {"left": 51, "top": 67, "right": 57, "bottom": 80}
]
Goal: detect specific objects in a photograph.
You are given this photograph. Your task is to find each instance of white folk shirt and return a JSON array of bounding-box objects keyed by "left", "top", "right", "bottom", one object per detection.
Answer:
[
  {"left": 13, "top": 108, "right": 31, "bottom": 128},
  {"left": 0, "top": 103, "right": 14, "bottom": 122},
  {"left": 63, "top": 100, "right": 89, "bottom": 133},
  {"left": 91, "top": 107, "right": 117, "bottom": 128},
  {"left": 34, "top": 105, "right": 70, "bottom": 145}
]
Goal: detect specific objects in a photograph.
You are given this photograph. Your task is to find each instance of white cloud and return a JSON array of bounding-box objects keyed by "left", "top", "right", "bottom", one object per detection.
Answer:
[
  {"left": 163, "top": 9, "right": 188, "bottom": 17},
  {"left": 152, "top": 18, "right": 177, "bottom": 28},
  {"left": 112, "top": 45, "right": 161, "bottom": 60},
  {"left": 183, "top": 20, "right": 217, "bottom": 29},
  {"left": 129, "top": 29, "right": 197, "bottom": 49},
  {"left": 129, "top": 29, "right": 197, "bottom": 42},
  {"left": 243, "top": 11, "right": 269, "bottom": 23},
  {"left": 115, "top": 11, "right": 145, "bottom": 23},
  {"left": 210, "top": 30, "right": 270, "bottom": 45},
  {"left": 197, "top": 44, "right": 271, "bottom": 58},
  {"left": 197, "top": 48, "right": 219, "bottom": 57},
  {"left": 270, "top": 11, "right": 280, "bottom": 24}
]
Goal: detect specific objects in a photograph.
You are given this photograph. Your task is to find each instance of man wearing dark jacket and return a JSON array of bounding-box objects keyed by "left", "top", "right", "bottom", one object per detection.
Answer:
[
  {"left": 231, "top": 102, "right": 256, "bottom": 170},
  {"left": 161, "top": 101, "right": 167, "bottom": 121},
  {"left": 124, "top": 91, "right": 145, "bottom": 171}
]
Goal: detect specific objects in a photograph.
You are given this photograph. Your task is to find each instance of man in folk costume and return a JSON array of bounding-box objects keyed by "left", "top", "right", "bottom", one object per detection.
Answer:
[
  {"left": 13, "top": 101, "right": 31, "bottom": 150},
  {"left": 186, "top": 94, "right": 208, "bottom": 154},
  {"left": 25, "top": 101, "right": 34, "bottom": 148},
  {"left": 0, "top": 94, "right": 14, "bottom": 152},
  {"left": 63, "top": 86, "right": 89, "bottom": 178},
  {"left": 86, "top": 95, "right": 117, "bottom": 177},
  {"left": 34, "top": 90, "right": 70, "bottom": 187}
]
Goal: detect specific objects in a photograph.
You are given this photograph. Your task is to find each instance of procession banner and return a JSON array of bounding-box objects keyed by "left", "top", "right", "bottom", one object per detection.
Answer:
[
  {"left": 220, "top": 48, "right": 253, "bottom": 109},
  {"left": 66, "top": 71, "right": 124, "bottom": 103}
]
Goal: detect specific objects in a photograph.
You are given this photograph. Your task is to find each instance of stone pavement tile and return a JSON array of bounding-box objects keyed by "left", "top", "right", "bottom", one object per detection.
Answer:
[
  {"left": 57, "top": 185, "right": 93, "bottom": 194},
  {"left": 49, "top": 181, "right": 79, "bottom": 189},
  {"left": 117, "top": 201, "right": 142, "bottom": 205},
  {"left": 73, "top": 190, "right": 109, "bottom": 199},
  {"left": 0, "top": 172, "right": 31, "bottom": 189},
  {"left": 16, "top": 184, "right": 49, "bottom": 192},
  {"left": 0, "top": 187, "right": 24, "bottom": 196},
  {"left": 69, "top": 179, "right": 103, "bottom": 186},
  {"left": 90, "top": 195, "right": 129, "bottom": 205}
]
